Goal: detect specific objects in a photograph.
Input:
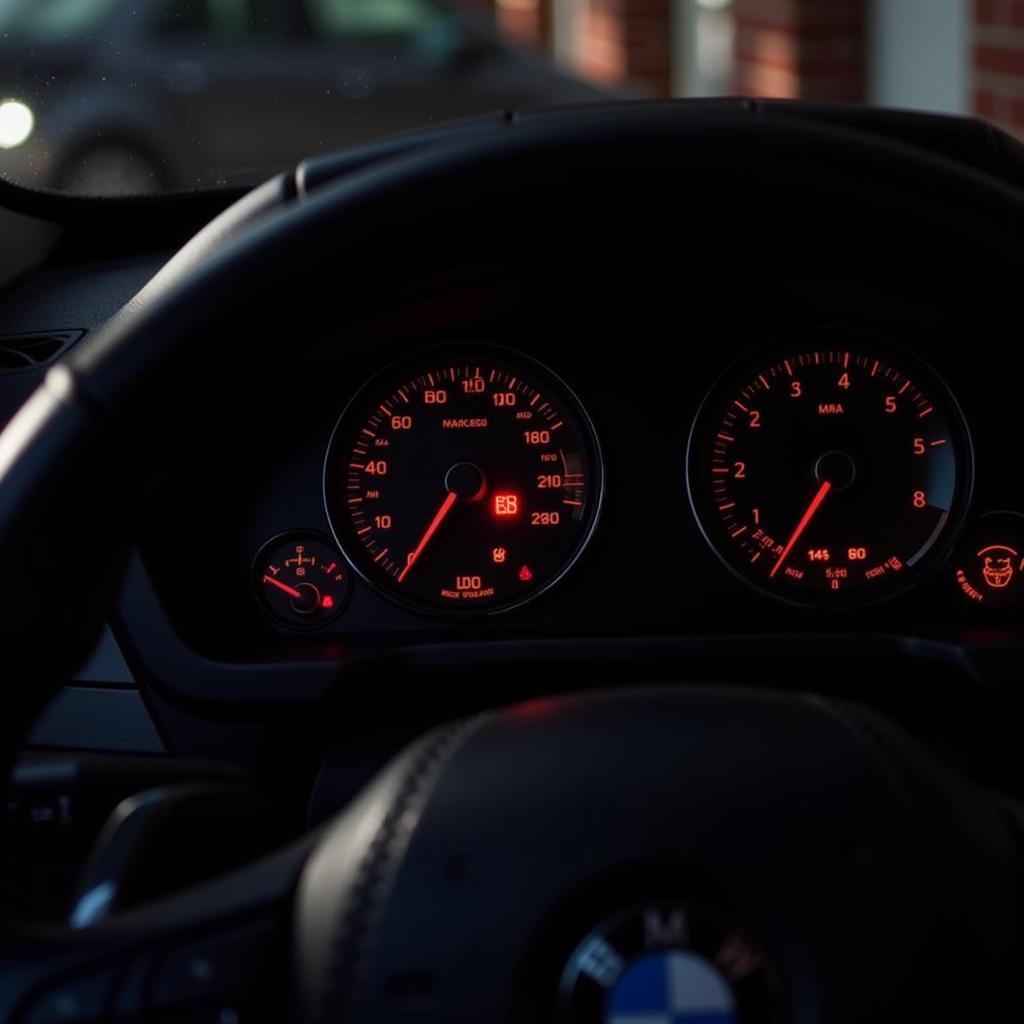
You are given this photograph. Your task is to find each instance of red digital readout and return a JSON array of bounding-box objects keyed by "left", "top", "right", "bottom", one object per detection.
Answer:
[{"left": 494, "top": 493, "right": 520, "bottom": 516}]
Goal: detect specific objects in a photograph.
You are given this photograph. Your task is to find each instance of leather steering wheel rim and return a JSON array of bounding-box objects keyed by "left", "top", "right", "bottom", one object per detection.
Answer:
[{"left": 1, "top": 103, "right": 1024, "bottom": 1022}]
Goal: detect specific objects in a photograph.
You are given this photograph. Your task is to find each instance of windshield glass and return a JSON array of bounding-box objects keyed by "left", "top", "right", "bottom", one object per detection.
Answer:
[
  {"left": 0, "top": 0, "right": 121, "bottom": 37},
  {"left": 0, "top": 0, "right": 1003, "bottom": 195}
]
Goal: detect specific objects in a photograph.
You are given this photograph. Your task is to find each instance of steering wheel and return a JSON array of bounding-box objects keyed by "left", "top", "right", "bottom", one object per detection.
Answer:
[{"left": 0, "top": 104, "right": 1022, "bottom": 1024}]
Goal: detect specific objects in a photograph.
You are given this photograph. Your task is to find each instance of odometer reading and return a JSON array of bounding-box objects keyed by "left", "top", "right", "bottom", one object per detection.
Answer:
[
  {"left": 688, "top": 340, "right": 972, "bottom": 605},
  {"left": 325, "top": 348, "right": 602, "bottom": 614}
]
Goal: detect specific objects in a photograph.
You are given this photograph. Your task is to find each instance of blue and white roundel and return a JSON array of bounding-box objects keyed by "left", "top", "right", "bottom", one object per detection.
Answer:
[{"left": 605, "top": 949, "right": 736, "bottom": 1024}]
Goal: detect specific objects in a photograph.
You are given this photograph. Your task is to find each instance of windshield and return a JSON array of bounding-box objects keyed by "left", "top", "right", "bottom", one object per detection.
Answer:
[
  {"left": 0, "top": 0, "right": 121, "bottom": 37},
  {"left": 0, "top": 0, "right": 1002, "bottom": 195}
]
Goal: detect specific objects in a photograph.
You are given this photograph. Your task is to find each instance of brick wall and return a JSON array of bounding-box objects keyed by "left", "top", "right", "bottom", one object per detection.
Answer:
[
  {"left": 578, "top": 0, "right": 673, "bottom": 95},
  {"left": 496, "top": 0, "right": 553, "bottom": 49},
  {"left": 484, "top": 0, "right": 1024, "bottom": 141},
  {"left": 489, "top": 0, "right": 672, "bottom": 96},
  {"left": 973, "top": 0, "right": 1024, "bottom": 135},
  {"left": 732, "top": 0, "right": 865, "bottom": 101}
]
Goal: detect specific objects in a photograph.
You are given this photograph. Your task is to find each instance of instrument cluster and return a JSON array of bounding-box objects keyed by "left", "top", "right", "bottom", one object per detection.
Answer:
[
  {"left": 138, "top": 244, "right": 1024, "bottom": 658},
  {"left": 230, "top": 332, "right": 1022, "bottom": 636}
]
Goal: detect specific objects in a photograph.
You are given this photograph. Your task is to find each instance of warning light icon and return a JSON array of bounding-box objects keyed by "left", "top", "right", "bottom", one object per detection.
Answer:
[
  {"left": 492, "top": 547, "right": 507, "bottom": 564},
  {"left": 980, "top": 546, "right": 1016, "bottom": 590},
  {"left": 952, "top": 514, "right": 1024, "bottom": 610},
  {"left": 518, "top": 565, "right": 533, "bottom": 582}
]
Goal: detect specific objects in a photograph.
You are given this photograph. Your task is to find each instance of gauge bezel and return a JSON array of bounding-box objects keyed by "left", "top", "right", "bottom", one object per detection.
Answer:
[
  {"left": 251, "top": 530, "right": 349, "bottom": 631},
  {"left": 323, "top": 343, "right": 605, "bottom": 618},
  {"left": 948, "top": 509, "right": 1024, "bottom": 613},
  {"left": 685, "top": 330, "right": 975, "bottom": 609}
]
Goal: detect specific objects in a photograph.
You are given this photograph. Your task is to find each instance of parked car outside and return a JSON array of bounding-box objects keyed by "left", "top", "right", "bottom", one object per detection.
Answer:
[{"left": 0, "top": 0, "right": 610, "bottom": 194}]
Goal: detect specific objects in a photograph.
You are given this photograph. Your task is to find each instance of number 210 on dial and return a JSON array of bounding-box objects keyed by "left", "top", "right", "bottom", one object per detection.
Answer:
[{"left": 324, "top": 347, "right": 603, "bottom": 615}]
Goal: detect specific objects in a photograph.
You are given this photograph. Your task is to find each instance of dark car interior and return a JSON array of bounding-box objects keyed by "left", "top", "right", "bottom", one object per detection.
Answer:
[{"left": 0, "top": 97, "right": 1023, "bottom": 1022}]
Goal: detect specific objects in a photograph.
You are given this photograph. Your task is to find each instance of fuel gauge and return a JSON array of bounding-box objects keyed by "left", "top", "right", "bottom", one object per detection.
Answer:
[{"left": 254, "top": 533, "right": 349, "bottom": 629}]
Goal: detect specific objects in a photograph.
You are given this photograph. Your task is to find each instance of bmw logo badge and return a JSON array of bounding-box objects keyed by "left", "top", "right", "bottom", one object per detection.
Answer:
[{"left": 560, "top": 904, "right": 783, "bottom": 1023}]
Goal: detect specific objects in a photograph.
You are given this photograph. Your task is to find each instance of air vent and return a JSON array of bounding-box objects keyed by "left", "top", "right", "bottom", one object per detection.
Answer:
[{"left": 0, "top": 330, "right": 86, "bottom": 373}]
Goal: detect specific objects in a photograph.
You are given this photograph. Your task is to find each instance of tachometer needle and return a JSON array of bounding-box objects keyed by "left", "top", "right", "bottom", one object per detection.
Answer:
[
  {"left": 263, "top": 575, "right": 302, "bottom": 599},
  {"left": 398, "top": 490, "right": 459, "bottom": 583},
  {"left": 769, "top": 480, "right": 832, "bottom": 579}
]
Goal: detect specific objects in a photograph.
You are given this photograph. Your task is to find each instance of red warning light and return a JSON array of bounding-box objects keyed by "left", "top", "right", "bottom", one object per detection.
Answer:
[
  {"left": 518, "top": 565, "right": 533, "bottom": 582},
  {"left": 494, "top": 493, "right": 519, "bottom": 516},
  {"left": 978, "top": 544, "right": 1019, "bottom": 590},
  {"left": 321, "top": 594, "right": 335, "bottom": 610}
]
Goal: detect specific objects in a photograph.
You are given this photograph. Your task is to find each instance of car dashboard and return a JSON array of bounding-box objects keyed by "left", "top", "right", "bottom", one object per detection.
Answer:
[{"left": 1, "top": 104, "right": 1023, "bottom": 883}]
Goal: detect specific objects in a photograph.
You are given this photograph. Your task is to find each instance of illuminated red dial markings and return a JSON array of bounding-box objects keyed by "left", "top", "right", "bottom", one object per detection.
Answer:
[
  {"left": 397, "top": 490, "right": 459, "bottom": 583},
  {"left": 769, "top": 480, "right": 832, "bottom": 578},
  {"left": 327, "top": 352, "right": 601, "bottom": 613},
  {"left": 690, "top": 343, "right": 970, "bottom": 604},
  {"left": 254, "top": 535, "right": 350, "bottom": 629}
]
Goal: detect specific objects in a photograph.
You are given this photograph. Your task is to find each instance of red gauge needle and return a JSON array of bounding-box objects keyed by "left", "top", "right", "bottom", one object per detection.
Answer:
[
  {"left": 398, "top": 490, "right": 459, "bottom": 583},
  {"left": 769, "top": 480, "right": 833, "bottom": 579},
  {"left": 263, "top": 575, "right": 302, "bottom": 599}
]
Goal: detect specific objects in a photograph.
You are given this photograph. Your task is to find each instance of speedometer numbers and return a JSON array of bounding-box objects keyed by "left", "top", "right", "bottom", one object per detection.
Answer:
[
  {"left": 325, "top": 349, "right": 602, "bottom": 615},
  {"left": 688, "top": 341, "right": 972, "bottom": 606}
]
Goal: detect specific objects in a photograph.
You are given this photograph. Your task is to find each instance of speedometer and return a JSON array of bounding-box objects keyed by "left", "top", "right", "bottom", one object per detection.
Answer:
[
  {"left": 687, "top": 335, "right": 973, "bottom": 606},
  {"left": 324, "top": 347, "right": 602, "bottom": 615}
]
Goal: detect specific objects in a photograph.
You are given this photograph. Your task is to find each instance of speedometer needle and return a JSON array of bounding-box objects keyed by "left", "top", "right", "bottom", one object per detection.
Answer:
[
  {"left": 770, "top": 480, "right": 832, "bottom": 579},
  {"left": 398, "top": 490, "right": 459, "bottom": 583}
]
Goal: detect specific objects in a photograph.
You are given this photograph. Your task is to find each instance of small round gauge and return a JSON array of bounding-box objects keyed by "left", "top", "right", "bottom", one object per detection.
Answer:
[
  {"left": 951, "top": 512, "right": 1024, "bottom": 610},
  {"left": 324, "top": 347, "right": 602, "bottom": 615},
  {"left": 687, "top": 335, "right": 973, "bottom": 606},
  {"left": 254, "top": 533, "right": 349, "bottom": 628}
]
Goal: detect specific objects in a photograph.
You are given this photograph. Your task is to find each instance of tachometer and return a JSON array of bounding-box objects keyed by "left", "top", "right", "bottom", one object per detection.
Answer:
[
  {"left": 687, "top": 335, "right": 972, "bottom": 605},
  {"left": 325, "top": 348, "right": 602, "bottom": 614}
]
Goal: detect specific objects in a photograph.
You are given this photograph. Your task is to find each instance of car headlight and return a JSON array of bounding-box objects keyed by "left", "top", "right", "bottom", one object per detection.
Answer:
[{"left": 0, "top": 101, "right": 35, "bottom": 149}]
